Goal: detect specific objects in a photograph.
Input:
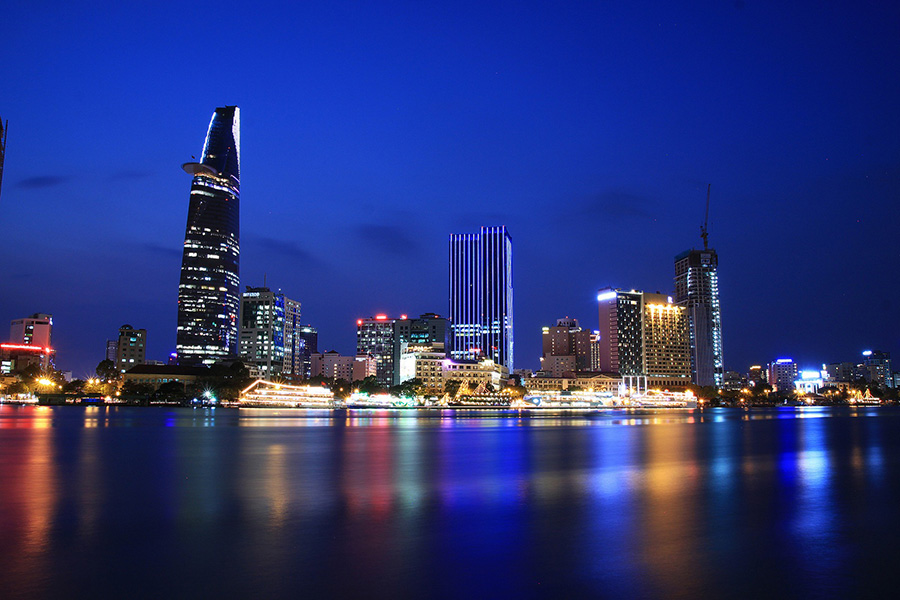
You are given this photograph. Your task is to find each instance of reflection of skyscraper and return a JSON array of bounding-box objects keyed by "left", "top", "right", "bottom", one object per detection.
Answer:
[
  {"left": 449, "top": 226, "right": 513, "bottom": 370},
  {"left": 176, "top": 107, "right": 241, "bottom": 366},
  {"left": 0, "top": 117, "right": 7, "bottom": 201},
  {"left": 674, "top": 249, "right": 724, "bottom": 386}
]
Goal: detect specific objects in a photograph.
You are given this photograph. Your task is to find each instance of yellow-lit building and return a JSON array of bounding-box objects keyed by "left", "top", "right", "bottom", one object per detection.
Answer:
[{"left": 642, "top": 293, "right": 691, "bottom": 389}]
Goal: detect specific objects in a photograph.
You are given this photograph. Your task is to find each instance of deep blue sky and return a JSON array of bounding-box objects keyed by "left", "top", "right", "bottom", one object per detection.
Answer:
[{"left": 2, "top": 1, "right": 898, "bottom": 378}]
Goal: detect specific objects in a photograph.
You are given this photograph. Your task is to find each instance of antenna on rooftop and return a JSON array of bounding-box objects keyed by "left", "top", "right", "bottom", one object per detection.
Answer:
[{"left": 700, "top": 184, "right": 711, "bottom": 250}]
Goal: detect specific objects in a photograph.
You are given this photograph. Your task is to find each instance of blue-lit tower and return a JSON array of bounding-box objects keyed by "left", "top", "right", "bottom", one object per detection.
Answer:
[
  {"left": 449, "top": 226, "right": 513, "bottom": 371},
  {"left": 176, "top": 106, "right": 241, "bottom": 366}
]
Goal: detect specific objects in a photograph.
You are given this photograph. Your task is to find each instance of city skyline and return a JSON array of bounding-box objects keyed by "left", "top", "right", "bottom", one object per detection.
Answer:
[{"left": 1, "top": 1, "right": 898, "bottom": 375}]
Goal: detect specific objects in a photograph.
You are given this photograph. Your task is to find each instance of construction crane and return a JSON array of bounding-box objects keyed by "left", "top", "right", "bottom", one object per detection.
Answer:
[{"left": 700, "top": 184, "right": 711, "bottom": 250}]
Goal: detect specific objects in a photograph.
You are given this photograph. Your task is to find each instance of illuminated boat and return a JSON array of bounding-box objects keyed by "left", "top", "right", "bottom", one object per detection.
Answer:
[
  {"left": 346, "top": 393, "right": 417, "bottom": 408},
  {"left": 626, "top": 389, "right": 697, "bottom": 408},
  {"left": 238, "top": 379, "right": 335, "bottom": 408}
]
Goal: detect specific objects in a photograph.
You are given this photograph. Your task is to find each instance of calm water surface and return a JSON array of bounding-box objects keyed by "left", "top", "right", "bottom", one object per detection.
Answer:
[{"left": 1, "top": 405, "right": 898, "bottom": 599}]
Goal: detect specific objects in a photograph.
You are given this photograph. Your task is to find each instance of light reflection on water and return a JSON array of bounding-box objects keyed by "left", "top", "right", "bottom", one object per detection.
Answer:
[{"left": 0, "top": 404, "right": 897, "bottom": 598}]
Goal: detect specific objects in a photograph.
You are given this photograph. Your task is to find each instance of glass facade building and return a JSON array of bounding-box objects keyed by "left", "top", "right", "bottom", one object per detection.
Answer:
[
  {"left": 449, "top": 226, "right": 514, "bottom": 371},
  {"left": 296, "top": 326, "right": 318, "bottom": 379},
  {"left": 238, "top": 286, "right": 302, "bottom": 378},
  {"left": 674, "top": 249, "right": 724, "bottom": 387},
  {"left": 176, "top": 106, "right": 241, "bottom": 365},
  {"left": 356, "top": 316, "right": 398, "bottom": 387}
]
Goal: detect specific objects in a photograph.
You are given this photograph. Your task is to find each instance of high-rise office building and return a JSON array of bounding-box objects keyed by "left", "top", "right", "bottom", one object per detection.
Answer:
[
  {"left": 296, "top": 326, "right": 318, "bottom": 379},
  {"left": 597, "top": 289, "right": 691, "bottom": 389},
  {"left": 395, "top": 313, "right": 450, "bottom": 351},
  {"left": 238, "top": 286, "right": 302, "bottom": 379},
  {"left": 106, "top": 339, "right": 118, "bottom": 362},
  {"left": 176, "top": 106, "right": 241, "bottom": 366},
  {"left": 356, "top": 315, "right": 398, "bottom": 387},
  {"left": 862, "top": 350, "right": 893, "bottom": 388},
  {"left": 6, "top": 313, "right": 54, "bottom": 372},
  {"left": 449, "top": 226, "right": 513, "bottom": 370},
  {"left": 597, "top": 290, "right": 643, "bottom": 376},
  {"left": 768, "top": 358, "right": 798, "bottom": 392},
  {"left": 115, "top": 325, "right": 147, "bottom": 374},
  {"left": 10, "top": 313, "right": 53, "bottom": 348},
  {"left": 0, "top": 117, "right": 7, "bottom": 201},
  {"left": 674, "top": 249, "right": 724, "bottom": 387}
]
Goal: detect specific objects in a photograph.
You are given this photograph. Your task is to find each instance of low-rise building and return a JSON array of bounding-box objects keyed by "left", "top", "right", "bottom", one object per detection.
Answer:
[
  {"left": 0, "top": 343, "right": 55, "bottom": 373},
  {"left": 443, "top": 358, "right": 508, "bottom": 390},
  {"left": 525, "top": 372, "right": 621, "bottom": 393},
  {"left": 310, "top": 352, "right": 376, "bottom": 382},
  {"left": 122, "top": 365, "right": 206, "bottom": 391}
]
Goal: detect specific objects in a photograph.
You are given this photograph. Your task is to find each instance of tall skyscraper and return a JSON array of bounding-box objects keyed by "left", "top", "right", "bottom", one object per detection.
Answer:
[
  {"left": 449, "top": 226, "right": 514, "bottom": 371},
  {"left": 0, "top": 117, "right": 7, "bottom": 201},
  {"left": 238, "top": 286, "right": 302, "bottom": 379},
  {"left": 176, "top": 106, "right": 241, "bottom": 366},
  {"left": 115, "top": 324, "right": 147, "bottom": 374},
  {"left": 674, "top": 249, "right": 724, "bottom": 387}
]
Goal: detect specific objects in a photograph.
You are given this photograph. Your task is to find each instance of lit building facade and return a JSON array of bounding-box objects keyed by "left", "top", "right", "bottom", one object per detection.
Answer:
[
  {"left": 106, "top": 339, "right": 118, "bottom": 362},
  {"left": 398, "top": 350, "right": 447, "bottom": 392},
  {"left": 176, "top": 106, "right": 241, "bottom": 366},
  {"left": 768, "top": 358, "right": 799, "bottom": 392},
  {"left": 748, "top": 365, "right": 766, "bottom": 385},
  {"left": 10, "top": 313, "right": 53, "bottom": 348},
  {"left": 597, "top": 289, "right": 691, "bottom": 389},
  {"left": 539, "top": 318, "right": 599, "bottom": 377},
  {"left": 310, "top": 351, "right": 375, "bottom": 382},
  {"left": 449, "top": 226, "right": 513, "bottom": 370},
  {"left": 296, "top": 326, "right": 318, "bottom": 379},
  {"left": 115, "top": 325, "right": 146, "bottom": 374},
  {"left": 443, "top": 358, "right": 509, "bottom": 390},
  {"left": 674, "top": 249, "right": 724, "bottom": 387},
  {"left": 356, "top": 315, "right": 398, "bottom": 387},
  {"left": 642, "top": 293, "right": 691, "bottom": 386},
  {"left": 238, "top": 287, "right": 302, "bottom": 379},
  {"left": 862, "top": 350, "right": 893, "bottom": 388},
  {"left": 0, "top": 344, "right": 55, "bottom": 373},
  {"left": 395, "top": 313, "right": 450, "bottom": 352},
  {"left": 597, "top": 289, "right": 643, "bottom": 376}
]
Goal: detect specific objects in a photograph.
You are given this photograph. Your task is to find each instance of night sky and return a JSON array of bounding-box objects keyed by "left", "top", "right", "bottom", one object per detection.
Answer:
[{"left": 2, "top": 1, "right": 898, "bottom": 378}]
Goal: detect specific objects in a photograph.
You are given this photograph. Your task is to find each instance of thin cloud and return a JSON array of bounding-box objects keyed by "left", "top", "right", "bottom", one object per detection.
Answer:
[
  {"left": 254, "top": 236, "right": 321, "bottom": 265},
  {"left": 17, "top": 175, "right": 71, "bottom": 189},
  {"left": 356, "top": 225, "right": 421, "bottom": 256},
  {"left": 141, "top": 242, "right": 181, "bottom": 259},
  {"left": 579, "top": 190, "right": 655, "bottom": 221}
]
